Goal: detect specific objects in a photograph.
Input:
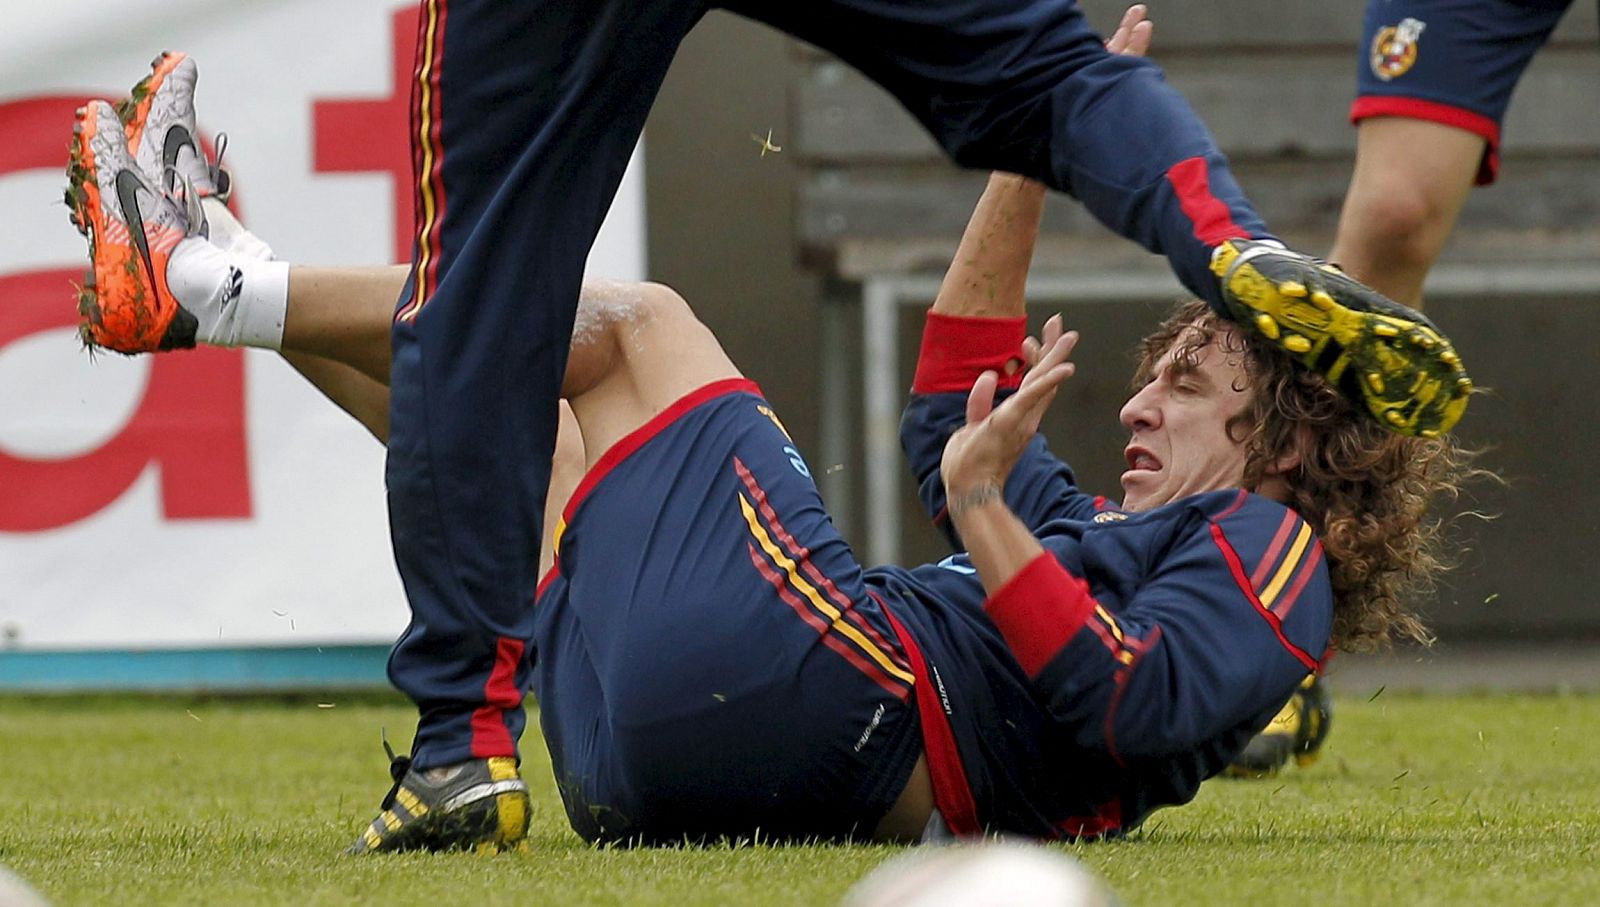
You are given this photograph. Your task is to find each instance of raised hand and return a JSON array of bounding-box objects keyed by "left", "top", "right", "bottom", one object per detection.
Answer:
[
  {"left": 1106, "top": 4, "right": 1154, "bottom": 58},
  {"left": 941, "top": 320, "right": 1080, "bottom": 511}
]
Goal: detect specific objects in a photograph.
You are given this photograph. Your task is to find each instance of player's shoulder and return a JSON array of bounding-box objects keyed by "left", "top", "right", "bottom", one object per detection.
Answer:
[
  {"left": 1183, "top": 490, "right": 1322, "bottom": 566},
  {"left": 1185, "top": 489, "right": 1297, "bottom": 526}
]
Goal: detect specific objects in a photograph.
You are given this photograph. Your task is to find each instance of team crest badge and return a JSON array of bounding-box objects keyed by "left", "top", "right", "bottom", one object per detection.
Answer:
[{"left": 1370, "top": 17, "right": 1426, "bottom": 81}]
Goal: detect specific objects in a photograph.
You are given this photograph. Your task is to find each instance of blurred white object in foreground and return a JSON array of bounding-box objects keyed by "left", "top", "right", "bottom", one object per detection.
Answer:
[
  {"left": 0, "top": 864, "right": 48, "bottom": 907},
  {"left": 842, "top": 841, "right": 1118, "bottom": 907}
]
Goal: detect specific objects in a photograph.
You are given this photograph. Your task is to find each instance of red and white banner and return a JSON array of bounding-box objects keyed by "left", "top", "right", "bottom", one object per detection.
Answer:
[{"left": 0, "top": 1, "right": 646, "bottom": 648}]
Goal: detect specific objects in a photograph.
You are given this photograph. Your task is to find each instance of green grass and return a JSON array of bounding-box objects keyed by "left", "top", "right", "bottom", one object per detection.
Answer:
[{"left": 3, "top": 692, "right": 1598, "bottom": 906}]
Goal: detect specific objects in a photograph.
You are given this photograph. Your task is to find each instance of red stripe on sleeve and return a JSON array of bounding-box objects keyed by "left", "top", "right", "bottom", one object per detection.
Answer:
[
  {"left": 1209, "top": 523, "right": 1320, "bottom": 672},
  {"left": 1251, "top": 510, "right": 1300, "bottom": 589},
  {"left": 911, "top": 312, "right": 1028, "bottom": 394},
  {"left": 1272, "top": 541, "right": 1323, "bottom": 621},
  {"left": 1100, "top": 626, "right": 1160, "bottom": 769},
  {"left": 1165, "top": 157, "right": 1250, "bottom": 247},
  {"left": 983, "top": 552, "right": 1099, "bottom": 678}
]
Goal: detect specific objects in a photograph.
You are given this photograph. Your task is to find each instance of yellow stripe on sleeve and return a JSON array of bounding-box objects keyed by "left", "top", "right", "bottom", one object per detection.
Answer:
[{"left": 1259, "top": 521, "right": 1313, "bottom": 607}]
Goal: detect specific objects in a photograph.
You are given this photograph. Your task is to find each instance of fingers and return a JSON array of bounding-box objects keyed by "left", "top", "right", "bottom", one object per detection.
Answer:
[
  {"left": 1126, "top": 18, "right": 1154, "bottom": 57},
  {"left": 1022, "top": 335, "right": 1042, "bottom": 369},
  {"left": 1024, "top": 328, "right": 1077, "bottom": 381},
  {"left": 1023, "top": 316, "right": 1074, "bottom": 370},
  {"left": 1041, "top": 314, "right": 1064, "bottom": 350},
  {"left": 1106, "top": 4, "right": 1152, "bottom": 57},
  {"left": 966, "top": 370, "right": 999, "bottom": 425}
]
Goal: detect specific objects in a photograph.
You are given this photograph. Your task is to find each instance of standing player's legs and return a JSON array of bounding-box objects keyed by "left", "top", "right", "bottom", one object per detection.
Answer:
[
  {"left": 1329, "top": 0, "right": 1571, "bottom": 307},
  {"left": 726, "top": 0, "right": 1472, "bottom": 436},
  {"left": 1330, "top": 119, "right": 1483, "bottom": 307},
  {"left": 373, "top": 0, "right": 703, "bottom": 853},
  {"left": 1232, "top": 0, "right": 1571, "bottom": 779}
]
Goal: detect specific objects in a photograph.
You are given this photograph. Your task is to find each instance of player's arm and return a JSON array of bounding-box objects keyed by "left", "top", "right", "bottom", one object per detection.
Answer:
[
  {"left": 903, "top": 307, "right": 1099, "bottom": 550},
  {"left": 939, "top": 329, "right": 1077, "bottom": 590},
  {"left": 902, "top": 175, "right": 1095, "bottom": 543},
  {"left": 986, "top": 501, "right": 1332, "bottom": 762}
]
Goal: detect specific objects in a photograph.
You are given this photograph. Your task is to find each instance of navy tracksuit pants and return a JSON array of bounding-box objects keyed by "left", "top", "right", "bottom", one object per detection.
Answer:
[{"left": 385, "top": 0, "right": 1271, "bottom": 769}]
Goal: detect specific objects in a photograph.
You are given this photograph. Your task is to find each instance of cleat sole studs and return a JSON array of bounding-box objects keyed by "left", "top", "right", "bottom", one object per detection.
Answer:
[
  {"left": 1254, "top": 314, "right": 1281, "bottom": 339},
  {"left": 1310, "top": 290, "right": 1337, "bottom": 311},
  {"left": 1279, "top": 281, "right": 1308, "bottom": 298},
  {"left": 1366, "top": 372, "right": 1384, "bottom": 394},
  {"left": 1283, "top": 334, "right": 1312, "bottom": 354}
]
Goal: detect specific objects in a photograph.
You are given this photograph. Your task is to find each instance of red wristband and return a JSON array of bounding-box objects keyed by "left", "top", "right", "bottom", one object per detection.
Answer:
[{"left": 911, "top": 311, "right": 1028, "bottom": 394}]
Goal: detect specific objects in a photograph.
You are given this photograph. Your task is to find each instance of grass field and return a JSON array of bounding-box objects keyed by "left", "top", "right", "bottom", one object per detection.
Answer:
[{"left": 3, "top": 691, "right": 1598, "bottom": 906}]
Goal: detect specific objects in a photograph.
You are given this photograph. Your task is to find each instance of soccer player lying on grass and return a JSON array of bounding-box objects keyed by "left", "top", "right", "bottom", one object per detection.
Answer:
[{"left": 64, "top": 93, "right": 1472, "bottom": 845}]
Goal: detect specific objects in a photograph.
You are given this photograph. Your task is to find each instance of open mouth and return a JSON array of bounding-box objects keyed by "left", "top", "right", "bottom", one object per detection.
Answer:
[{"left": 1124, "top": 445, "right": 1161, "bottom": 472}]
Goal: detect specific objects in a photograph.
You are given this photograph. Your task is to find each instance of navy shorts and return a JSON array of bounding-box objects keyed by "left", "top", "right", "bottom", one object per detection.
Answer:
[
  {"left": 1354, "top": 0, "right": 1575, "bottom": 183},
  {"left": 530, "top": 379, "right": 923, "bottom": 843}
]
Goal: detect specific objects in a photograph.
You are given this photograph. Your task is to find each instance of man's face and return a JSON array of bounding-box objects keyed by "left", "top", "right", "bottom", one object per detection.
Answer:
[{"left": 1118, "top": 326, "right": 1257, "bottom": 512}]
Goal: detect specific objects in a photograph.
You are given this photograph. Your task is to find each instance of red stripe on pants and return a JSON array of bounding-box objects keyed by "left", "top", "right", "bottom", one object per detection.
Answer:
[{"left": 470, "top": 636, "right": 525, "bottom": 758}]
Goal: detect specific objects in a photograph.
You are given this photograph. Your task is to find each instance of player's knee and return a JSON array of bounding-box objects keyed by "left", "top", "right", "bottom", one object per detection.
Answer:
[
  {"left": 1341, "top": 182, "right": 1448, "bottom": 269},
  {"left": 575, "top": 280, "right": 696, "bottom": 348}
]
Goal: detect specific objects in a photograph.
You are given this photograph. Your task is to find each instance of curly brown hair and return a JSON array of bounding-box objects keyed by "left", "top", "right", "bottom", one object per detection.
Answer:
[{"left": 1135, "top": 300, "right": 1478, "bottom": 652}]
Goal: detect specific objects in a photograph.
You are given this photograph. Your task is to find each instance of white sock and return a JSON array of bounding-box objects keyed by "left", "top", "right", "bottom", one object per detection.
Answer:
[
  {"left": 200, "top": 196, "right": 276, "bottom": 262},
  {"left": 167, "top": 237, "right": 289, "bottom": 349}
]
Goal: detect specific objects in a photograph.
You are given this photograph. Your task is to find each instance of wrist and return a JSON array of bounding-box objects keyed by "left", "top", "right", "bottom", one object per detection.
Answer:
[{"left": 947, "top": 481, "right": 1005, "bottom": 517}]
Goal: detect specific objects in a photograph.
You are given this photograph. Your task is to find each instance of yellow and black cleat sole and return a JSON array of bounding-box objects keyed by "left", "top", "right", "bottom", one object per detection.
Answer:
[{"left": 1211, "top": 241, "right": 1472, "bottom": 438}]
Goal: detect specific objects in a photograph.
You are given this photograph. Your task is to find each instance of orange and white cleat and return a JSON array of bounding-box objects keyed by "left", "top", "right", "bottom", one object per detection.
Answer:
[
  {"left": 118, "top": 51, "right": 226, "bottom": 201},
  {"left": 66, "top": 100, "right": 201, "bottom": 353}
]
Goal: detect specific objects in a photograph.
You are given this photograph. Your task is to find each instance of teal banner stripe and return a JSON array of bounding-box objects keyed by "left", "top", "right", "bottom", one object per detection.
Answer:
[{"left": 0, "top": 645, "right": 393, "bottom": 691}]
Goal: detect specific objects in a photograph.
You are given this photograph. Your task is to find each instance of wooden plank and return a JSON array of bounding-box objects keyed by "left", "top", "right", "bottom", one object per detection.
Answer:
[
  {"left": 826, "top": 226, "right": 1600, "bottom": 281},
  {"left": 784, "top": 0, "right": 1596, "bottom": 56},
  {"left": 798, "top": 156, "right": 1600, "bottom": 250},
  {"left": 792, "top": 48, "right": 1600, "bottom": 162}
]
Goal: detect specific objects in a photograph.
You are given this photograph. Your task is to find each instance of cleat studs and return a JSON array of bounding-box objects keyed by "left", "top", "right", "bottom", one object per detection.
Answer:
[
  {"left": 1458, "top": 377, "right": 1474, "bottom": 390},
  {"left": 1385, "top": 411, "right": 1406, "bottom": 427},
  {"left": 1373, "top": 323, "right": 1400, "bottom": 338},
  {"left": 1283, "top": 334, "right": 1312, "bottom": 354},
  {"left": 1254, "top": 314, "right": 1281, "bottom": 339},
  {"left": 1365, "top": 372, "right": 1384, "bottom": 394},
  {"left": 1442, "top": 350, "right": 1460, "bottom": 366},
  {"left": 1310, "top": 291, "right": 1337, "bottom": 311},
  {"left": 1280, "top": 281, "right": 1308, "bottom": 298},
  {"left": 1420, "top": 429, "right": 1440, "bottom": 439}
]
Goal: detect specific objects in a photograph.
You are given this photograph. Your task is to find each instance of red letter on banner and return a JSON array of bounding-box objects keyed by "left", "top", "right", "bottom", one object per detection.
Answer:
[{"left": 312, "top": 6, "right": 421, "bottom": 265}]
